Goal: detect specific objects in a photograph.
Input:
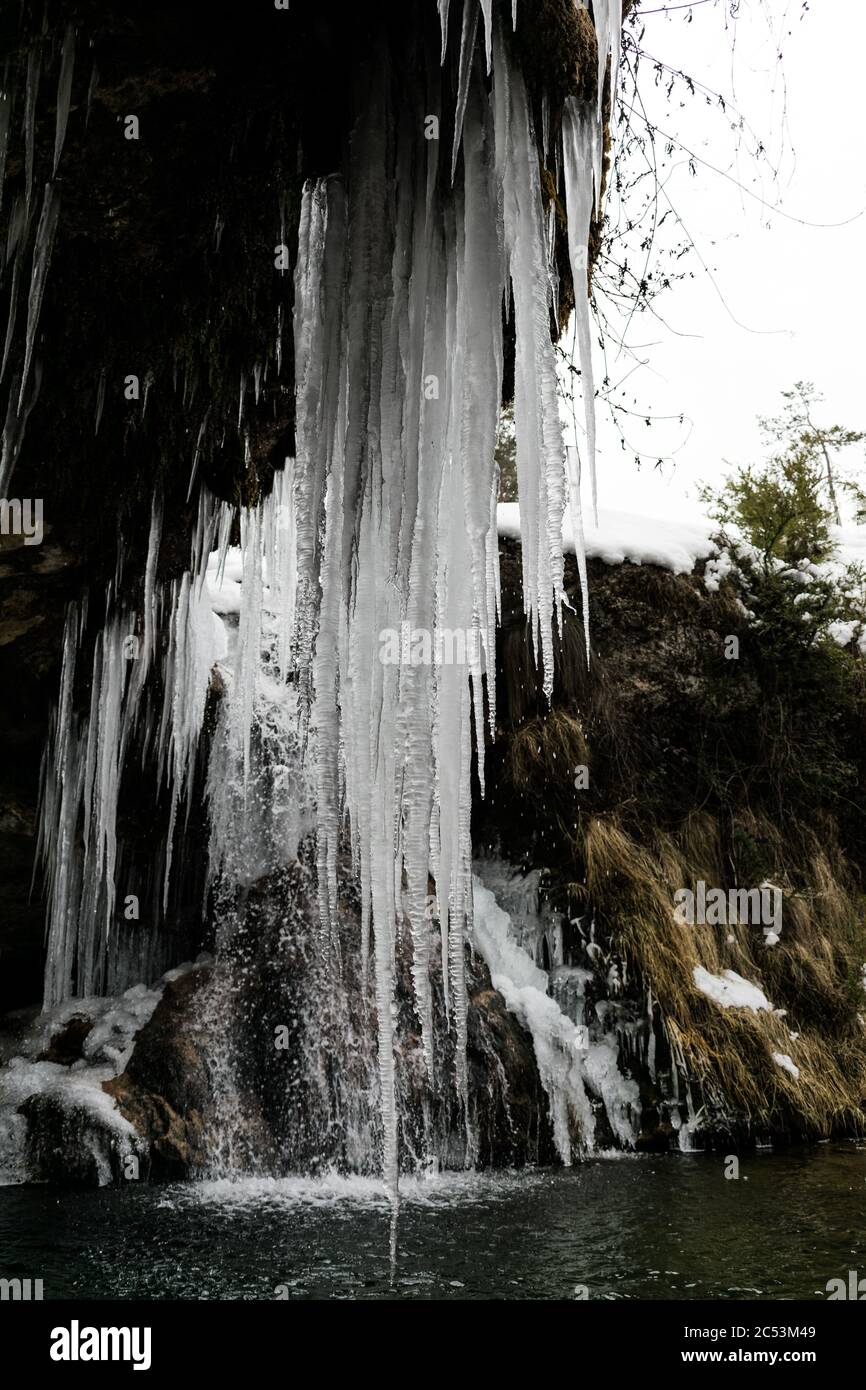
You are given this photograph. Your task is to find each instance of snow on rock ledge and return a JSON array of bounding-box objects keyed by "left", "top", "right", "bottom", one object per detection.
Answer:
[
  {"left": 0, "top": 960, "right": 206, "bottom": 1185},
  {"left": 497, "top": 502, "right": 715, "bottom": 575}
]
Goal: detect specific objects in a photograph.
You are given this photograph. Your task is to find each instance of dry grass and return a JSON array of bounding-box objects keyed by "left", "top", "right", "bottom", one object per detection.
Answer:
[
  {"left": 505, "top": 707, "right": 589, "bottom": 793},
  {"left": 577, "top": 813, "right": 866, "bottom": 1139}
]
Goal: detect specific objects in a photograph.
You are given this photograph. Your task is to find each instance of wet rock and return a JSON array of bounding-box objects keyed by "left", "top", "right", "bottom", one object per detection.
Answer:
[
  {"left": 467, "top": 968, "right": 558, "bottom": 1167},
  {"left": 22, "top": 1088, "right": 132, "bottom": 1187},
  {"left": 102, "top": 1076, "right": 205, "bottom": 1182},
  {"left": 91, "top": 919, "right": 556, "bottom": 1182},
  {"left": 38, "top": 1013, "right": 93, "bottom": 1065},
  {"left": 102, "top": 967, "right": 215, "bottom": 1180}
]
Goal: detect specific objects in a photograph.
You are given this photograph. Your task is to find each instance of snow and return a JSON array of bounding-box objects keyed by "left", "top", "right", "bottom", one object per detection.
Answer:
[
  {"left": 693, "top": 966, "right": 773, "bottom": 1012},
  {"left": 0, "top": 960, "right": 203, "bottom": 1185},
  {"left": 497, "top": 501, "right": 714, "bottom": 574},
  {"left": 0, "top": 1055, "right": 138, "bottom": 1187},
  {"left": 206, "top": 550, "right": 244, "bottom": 614},
  {"left": 772, "top": 1052, "right": 801, "bottom": 1081},
  {"left": 497, "top": 502, "right": 866, "bottom": 620},
  {"left": 472, "top": 875, "right": 596, "bottom": 1161},
  {"left": 703, "top": 549, "right": 735, "bottom": 592},
  {"left": 472, "top": 870, "right": 640, "bottom": 1155}
]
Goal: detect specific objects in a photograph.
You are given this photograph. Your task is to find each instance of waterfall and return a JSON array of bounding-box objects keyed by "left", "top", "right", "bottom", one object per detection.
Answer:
[{"left": 35, "top": 2, "right": 622, "bottom": 1186}]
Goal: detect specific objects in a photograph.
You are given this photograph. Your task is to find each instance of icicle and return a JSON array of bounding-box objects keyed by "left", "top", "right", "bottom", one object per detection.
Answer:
[
  {"left": 23, "top": 46, "right": 40, "bottom": 209},
  {"left": 438, "top": 0, "right": 451, "bottom": 63},
  {"left": 159, "top": 579, "right": 211, "bottom": 903},
  {"left": 187, "top": 410, "right": 210, "bottom": 502},
  {"left": 565, "top": 445, "right": 591, "bottom": 662},
  {"left": 53, "top": 27, "right": 75, "bottom": 176},
  {"left": 18, "top": 181, "right": 60, "bottom": 415},
  {"left": 135, "top": 495, "right": 163, "bottom": 693},
  {"left": 0, "top": 86, "right": 11, "bottom": 216},
  {"left": 450, "top": 0, "right": 479, "bottom": 184},
  {"left": 40, "top": 606, "right": 84, "bottom": 1006},
  {"left": 41, "top": 494, "right": 222, "bottom": 1002},
  {"left": 293, "top": 176, "right": 347, "bottom": 938},
  {"left": 545, "top": 200, "right": 559, "bottom": 326},
  {"left": 562, "top": 98, "right": 598, "bottom": 520},
  {"left": 594, "top": 1, "right": 622, "bottom": 129},
  {"left": 0, "top": 197, "right": 27, "bottom": 383},
  {"left": 493, "top": 30, "right": 567, "bottom": 698},
  {"left": 237, "top": 370, "right": 246, "bottom": 432},
  {"left": 94, "top": 366, "right": 105, "bottom": 435},
  {"left": 479, "top": 0, "right": 493, "bottom": 74},
  {"left": 584, "top": 0, "right": 622, "bottom": 213},
  {"left": 85, "top": 60, "right": 97, "bottom": 126}
]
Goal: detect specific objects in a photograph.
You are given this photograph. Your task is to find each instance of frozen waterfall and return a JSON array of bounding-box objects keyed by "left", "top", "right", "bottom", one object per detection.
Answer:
[{"left": 36, "top": 1, "right": 623, "bottom": 1191}]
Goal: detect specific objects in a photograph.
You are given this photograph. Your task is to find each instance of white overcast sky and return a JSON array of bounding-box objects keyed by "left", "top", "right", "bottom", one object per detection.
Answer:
[{"left": 574, "top": 0, "right": 866, "bottom": 522}]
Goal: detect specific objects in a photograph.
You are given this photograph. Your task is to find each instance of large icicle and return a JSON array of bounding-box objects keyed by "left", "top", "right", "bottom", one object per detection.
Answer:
[
  {"left": 562, "top": 98, "right": 599, "bottom": 521},
  {"left": 0, "top": 88, "right": 11, "bottom": 216},
  {"left": 280, "top": 19, "right": 580, "bottom": 1184},
  {"left": 17, "top": 182, "right": 59, "bottom": 413},
  {"left": 493, "top": 27, "right": 567, "bottom": 697},
  {"left": 53, "top": 27, "right": 75, "bottom": 176}
]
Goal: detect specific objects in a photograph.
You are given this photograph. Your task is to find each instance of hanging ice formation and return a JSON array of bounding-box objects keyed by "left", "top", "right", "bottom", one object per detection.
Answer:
[
  {"left": 0, "top": 24, "right": 74, "bottom": 494},
  {"left": 38, "top": 2, "right": 622, "bottom": 1189}
]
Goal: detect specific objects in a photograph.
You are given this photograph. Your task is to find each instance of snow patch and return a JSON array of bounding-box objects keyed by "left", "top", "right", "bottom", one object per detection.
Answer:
[
  {"left": 0, "top": 959, "right": 203, "bottom": 1185},
  {"left": 693, "top": 966, "right": 772, "bottom": 1012},
  {"left": 772, "top": 1052, "right": 800, "bottom": 1081}
]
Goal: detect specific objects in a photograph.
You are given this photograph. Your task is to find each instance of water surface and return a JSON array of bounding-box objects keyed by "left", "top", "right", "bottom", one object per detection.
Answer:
[{"left": 1, "top": 1145, "right": 864, "bottom": 1300}]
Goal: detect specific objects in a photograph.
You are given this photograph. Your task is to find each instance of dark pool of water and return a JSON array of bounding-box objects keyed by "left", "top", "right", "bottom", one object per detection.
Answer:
[{"left": 1, "top": 1145, "right": 864, "bottom": 1300}]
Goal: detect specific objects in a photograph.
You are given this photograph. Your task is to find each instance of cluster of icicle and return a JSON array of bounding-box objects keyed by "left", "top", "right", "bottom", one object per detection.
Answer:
[
  {"left": 0, "top": 23, "right": 77, "bottom": 494},
  {"left": 38, "top": 1, "right": 622, "bottom": 1195},
  {"left": 39, "top": 492, "right": 224, "bottom": 1004},
  {"left": 296, "top": 1, "right": 621, "bottom": 1196}
]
